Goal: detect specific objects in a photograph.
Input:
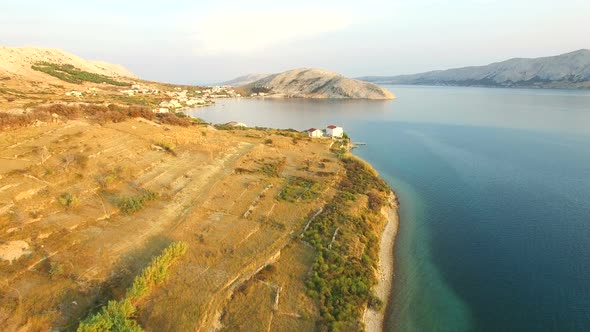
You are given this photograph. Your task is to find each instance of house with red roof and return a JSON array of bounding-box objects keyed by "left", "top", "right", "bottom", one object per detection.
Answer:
[
  {"left": 307, "top": 128, "right": 323, "bottom": 137},
  {"left": 326, "top": 125, "right": 343, "bottom": 138}
]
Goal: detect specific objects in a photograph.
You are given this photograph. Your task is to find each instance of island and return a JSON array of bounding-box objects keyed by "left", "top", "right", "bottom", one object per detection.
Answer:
[{"left": 228, "top": 68, "right": 396, "bottom": 100}]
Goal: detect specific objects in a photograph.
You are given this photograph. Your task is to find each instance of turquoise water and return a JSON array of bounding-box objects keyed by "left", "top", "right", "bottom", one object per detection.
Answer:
[{"left": 187, "top": 86, "right": 590, "bottom": 331}]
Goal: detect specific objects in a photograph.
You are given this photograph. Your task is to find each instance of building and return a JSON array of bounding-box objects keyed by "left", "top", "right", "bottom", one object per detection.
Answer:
[
  {"left": 225, "top": 121, "right": 248, "bottom": 128},
  {"left": 65, "top": 90, "right": 83, "bottom": 97},
  {"left": 152, "top": 108, "right": 170, "bottom": 114},
  {"left": 307, "top": 128, "right": 323, "bottom": 137},
  {"left": 326, "top": 125, "right": 344, "bottom": 138}
]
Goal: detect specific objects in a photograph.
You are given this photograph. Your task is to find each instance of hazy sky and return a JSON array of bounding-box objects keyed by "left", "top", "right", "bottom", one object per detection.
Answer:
[{"left": 2, "top": 0, "right": 589, "bottom": 84}]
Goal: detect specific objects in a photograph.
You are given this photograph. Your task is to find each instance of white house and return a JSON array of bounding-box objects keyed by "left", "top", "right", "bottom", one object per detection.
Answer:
[
  {"left": 307, "top": 128, "right": 323, "bottom": 137},
  {"left": 326, "top": 125, "right": 344, "bottom": 138},
  {"left": 185, "top": 98, "right": 206, "bottom": 106},
  {"left": 225, "top": 121, "right": 248, "bottom": 128},
  {"left": 152, "top": 108, "right": 170, "bottom": 114},
  {"left": 159, "top": 100, "right": 182, "bottom": 109},
  {"left": 65, "top": 90, "right": 83, "bottom": 97}
]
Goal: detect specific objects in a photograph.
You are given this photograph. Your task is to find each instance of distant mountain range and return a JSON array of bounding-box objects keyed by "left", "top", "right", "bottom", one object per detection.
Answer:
[
  {"left": 359, "top": 49, "right": 590, "bottom": 89},
  {"left": 218, "top": 73, "right": 270, "bottom": 87},
  {"left": 227, "top": 68, "right": 395, "bottom": 99}
]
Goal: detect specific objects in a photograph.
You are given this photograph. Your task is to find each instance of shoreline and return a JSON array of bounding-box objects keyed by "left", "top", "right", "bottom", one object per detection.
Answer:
[{"left": 364, "top": 193, "right": 399, "bottom": 332}]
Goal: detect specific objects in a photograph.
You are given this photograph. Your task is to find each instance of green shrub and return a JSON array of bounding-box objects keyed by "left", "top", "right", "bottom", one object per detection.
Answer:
[
  {"left": 78, "top": 242, "right": 188, "bottom": 332},
  {"left": 77, "top": 299, "right": 141, "bottom": 332},
  {"left": 117, "top": 190, "right": 158, "bottom": 215},
  {"left": 49, "top": 261, "right": 65, "bottom": 279},
  {"left": 278, "top": 177, "right": 320, "bottom": 202},
  {"left": 127, "top": 241, "right": 188, "bottom": 300},
  {"left": 58, "top": 192, "right": 78, "bottom": 208}
]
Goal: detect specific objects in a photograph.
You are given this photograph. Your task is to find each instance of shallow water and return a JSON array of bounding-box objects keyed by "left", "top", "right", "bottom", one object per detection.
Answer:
[{"left": 187, "top": 86, "right": 590, "bottom": 331}]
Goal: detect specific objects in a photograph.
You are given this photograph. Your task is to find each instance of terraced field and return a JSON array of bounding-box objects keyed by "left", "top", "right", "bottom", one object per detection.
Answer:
[{"left": 0, "top": 118, "right": 347, "bottom": 331}]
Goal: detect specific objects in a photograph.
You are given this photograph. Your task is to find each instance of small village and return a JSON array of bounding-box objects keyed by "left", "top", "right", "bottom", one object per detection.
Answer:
[{"left": 64, "top": 84, "right": 241, "bottom": 114}]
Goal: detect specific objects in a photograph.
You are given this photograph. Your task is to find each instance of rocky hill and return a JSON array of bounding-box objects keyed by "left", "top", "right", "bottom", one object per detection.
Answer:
[
  {"left": 242, "top": 68, "right": 395, "bottom": 99},
  {"left": 360, "top": 49, "right": 590, "bottom": 89},
  {"left": 0, "top": 46, "right": 137, "bottom": 80}
]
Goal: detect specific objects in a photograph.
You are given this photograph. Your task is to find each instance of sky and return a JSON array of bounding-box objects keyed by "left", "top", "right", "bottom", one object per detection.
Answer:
[{"left": 1, "top": 0, "right": 589, "bottom": 84}]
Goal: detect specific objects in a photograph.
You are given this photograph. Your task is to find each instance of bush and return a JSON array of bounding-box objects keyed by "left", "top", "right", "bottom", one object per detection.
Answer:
[
  {"left": 96, "top": 167, "right": 123, "bottom": 190},
  {"left": 117, "top": 190, "right": 158, "bottom": 215},
  {"left": 49, "top": 261, "right": 65, "bottom": 279}
]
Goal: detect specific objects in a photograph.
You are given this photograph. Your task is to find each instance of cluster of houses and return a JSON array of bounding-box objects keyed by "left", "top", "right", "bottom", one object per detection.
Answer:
[
  {"left": 152, "top": 86, "right": 241, "bottom": 114},
  {"left": 306, "top": 125, "right": 344, "bottom": 138},
  {"left": 120, "top": 84, "right": 160, "bottom": 96}
]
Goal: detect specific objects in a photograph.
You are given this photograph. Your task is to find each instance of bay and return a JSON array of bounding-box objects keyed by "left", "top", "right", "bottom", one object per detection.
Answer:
[{"left": 187, "top": 85, "right": 590, "bottom": 331}]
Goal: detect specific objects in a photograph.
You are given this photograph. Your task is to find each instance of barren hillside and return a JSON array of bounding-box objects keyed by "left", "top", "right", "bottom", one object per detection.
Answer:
[{"left": 0, "top": 46, "right": 136, "bottom": 80}]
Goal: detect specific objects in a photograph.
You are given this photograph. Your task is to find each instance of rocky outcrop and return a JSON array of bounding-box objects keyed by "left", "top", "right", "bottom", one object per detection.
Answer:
[
  {"left": 360, "top": 49, "right": 590, "bottom": 89},
  {"left": 244, "top": 68, "right": 395, "bottom": 99}
]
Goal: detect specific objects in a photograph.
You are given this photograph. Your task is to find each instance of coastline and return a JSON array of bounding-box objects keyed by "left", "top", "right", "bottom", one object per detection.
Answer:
[{"left": 364, "top": 193, "right": 399, "bottom": 332}]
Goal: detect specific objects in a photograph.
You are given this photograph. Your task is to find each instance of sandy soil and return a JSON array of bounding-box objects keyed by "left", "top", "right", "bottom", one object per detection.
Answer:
[
  {"left": 0, "top": 240, "right": 31, "bottom": 263},
  {"left": 364, "top": 194, "right": 399, "bottom": 332}
]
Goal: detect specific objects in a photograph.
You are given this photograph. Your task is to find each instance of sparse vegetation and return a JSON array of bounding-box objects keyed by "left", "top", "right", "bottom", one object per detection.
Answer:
[
  {"left": 117, "top": 190, "right": 158, "bottom": 215},
  {"left": 278, "top": 177, "right": 321, "bottom": 202},
  {"left": 0, "top": 103, "right": 196, "bottom": 130},
  {"left": 61, "top": 153, "right": 88, "bottom": 170},
  {"left": 96, "top": 167, "right": 123, "bottom": 190},
  {"left": 58, "top": 192, "right": 79, "bottom": 208},
  {"left": 257, "top": 158, "right": 286, "bottom": 177},
  {"left": 31, "top": 62, "right": 130, "bottom": 86},
  {"left": 157, "top": 112, "right": 194, "bottom": 127},
  {"left": 49, "top": 261, "right": 65, "bottom": 279},
  {"left": 154, "top": 141, "right": 177, "bottom": 156}
]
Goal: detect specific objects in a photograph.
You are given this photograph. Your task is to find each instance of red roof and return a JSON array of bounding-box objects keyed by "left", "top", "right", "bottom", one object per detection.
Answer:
[
  {"left": 307, "top": 128, "right": 317, "bottom": 132},
  {"left": 327, "top": 125, "right": 338, "bottom": 129}
]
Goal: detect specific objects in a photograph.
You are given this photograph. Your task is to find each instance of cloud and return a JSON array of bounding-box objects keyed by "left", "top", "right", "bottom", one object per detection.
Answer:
[{"left": 191, "top": 8, "right": 354, "bottom": 55}]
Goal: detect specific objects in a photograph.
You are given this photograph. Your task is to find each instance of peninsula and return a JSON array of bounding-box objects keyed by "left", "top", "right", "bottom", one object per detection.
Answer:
[{"left": 0, "top": 47, "right": 398, "bottom": 332}]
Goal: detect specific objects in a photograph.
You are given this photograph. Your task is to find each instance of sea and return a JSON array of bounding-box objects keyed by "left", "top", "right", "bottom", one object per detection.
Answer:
[{"left": 186, "top": 85, "right": 590, "bottom": 331}]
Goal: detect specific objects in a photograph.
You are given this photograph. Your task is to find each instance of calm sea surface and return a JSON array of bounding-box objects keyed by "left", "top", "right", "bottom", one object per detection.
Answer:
[{"left": 187, "top": 86, "right": 590, "bottom": 331}]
